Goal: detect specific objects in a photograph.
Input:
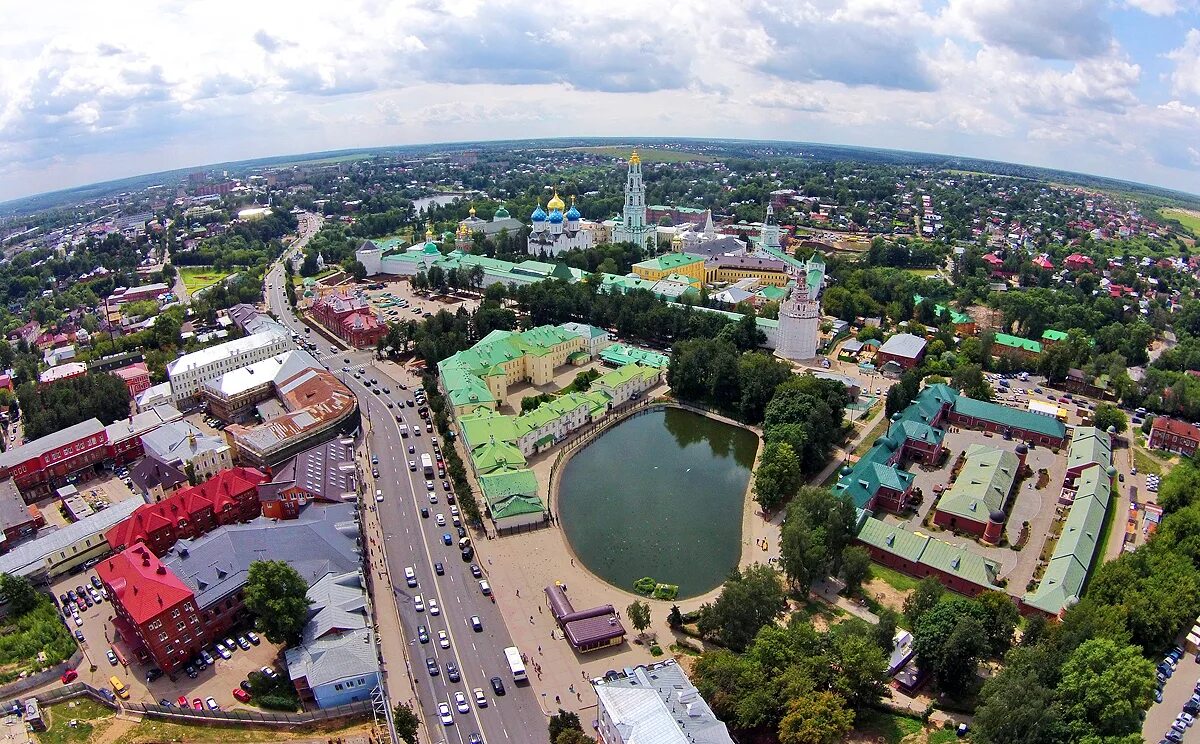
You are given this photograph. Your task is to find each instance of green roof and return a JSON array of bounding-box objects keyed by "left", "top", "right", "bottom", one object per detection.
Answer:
[
  {"left": 437, "top": 324, "right": 581, "bottom": 405},
  {"left": 935, "top": 445, "right": 1019, "bottom": 522},
  {"left": 632, "top": 253, "right": 705, "bottom": 273},
  {"left": 594, "top": 363, "right": 660, "bottom": 390},
  {"left": 856, "top": 517, "right": 1000, "bottom": 590},
  {"left": 993, "top": 333, "right": 1042, "bottom": 354},
  {"left": 459, "top": 409, "right": 521, "bottom": 448},
  {"left": 952, "top": 393, "right": 1066, "bottom": 439},
  {"left": 856, "top": 516, "right": 927, "bottom": 562},
  {"left": 756, "top": 284, "right": 789, "bottom": 301},
  {"left": 1041, "top": 329, "right": 1069, "bottom": 342},
  {"left": 470, "top": 440, "right": 528, "bottom": 474},
  {"left": 599, "top": 344, "right": 669, "bottom": 369},
  {"left": 1067, "top": 427, "right": 1112, "bottom": 472},
  {"left": 478, "top": 469, "right": 545, "bottom": 519}
]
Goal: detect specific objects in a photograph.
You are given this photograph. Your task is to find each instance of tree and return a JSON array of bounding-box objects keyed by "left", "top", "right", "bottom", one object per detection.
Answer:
[
  {"left": 778, "top": 487, "right": 858, "bottom": 594},
  {"left": 697, "top": 564, "right": 788, "bottom": 651},
  {"left": 839, "top": 546, "right": 871, "bottom": 596},
  {"left": 0, "top": 573, "right": 38, "bottom": 615},
  {"left": 392, "top": 702, "right": 419, "bottom": 744},
  {"left": 777, "top": 691, "right": 854, "bottom": 744},
  {"left": 913, "top": 598, "right": 990, "bottom": 691},
  {"left": 242, "top": 560, "right": 311, "bottom": 645},
  {"left": 346, "top": 260, "right": 367, "bottom": 281},
  {"left": 555, "top": 731, "right": 593, "bottom": 744},
  {"left": 753, "top": 442, "right": 802, "bottom": 512},
  {"left": 548, "top": 709, "right": 583, "bottom": 742},
  {"left": 572, "top": 368, "right": 600, "bottom": 392},
  {"left": 873, "top": 608, "right": 900, "bottom": 653},
  {"left": 973, "top": 664, "right": 1066, "bottom": 744},
  {"left": 976, "top": 590, "right": 1020, "bottom": 655},
  {"left": 627, "top": 600, "right": 651, "bottom": 636},
  {"left": 951, "top": 363, "right": 992, "bottom": 401},
  {"left": 1091, "top": 403, "right": 1128, "bottom": 433},
  {"left": 903, "top": 576, "right": 944, "bottom": 626},
  {"left": 667, "top": 604, "right": 684, "bottom": 628},
  {"left": 1055, "top": 638, "right": 1155, "bottom": 740}
]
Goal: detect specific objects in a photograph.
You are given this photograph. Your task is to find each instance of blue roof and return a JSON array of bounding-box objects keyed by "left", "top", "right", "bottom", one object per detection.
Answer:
[
  {"left": 548, "top": 210, "right": 564, "bottom": 224},
  {"left": 531, "top": 205, "right": 546, "bottom": 222},
  {"left": 565, "top": 205, "right": 581, "bottom": 220}
]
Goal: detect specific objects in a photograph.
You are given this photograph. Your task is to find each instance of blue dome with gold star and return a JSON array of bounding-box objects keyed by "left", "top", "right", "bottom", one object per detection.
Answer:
[
  {"left": 531, "top": 204, "right": 546, "bottom": 222},
  {"left": 565, "top": 204, "right": 580, "bottom": 221}
]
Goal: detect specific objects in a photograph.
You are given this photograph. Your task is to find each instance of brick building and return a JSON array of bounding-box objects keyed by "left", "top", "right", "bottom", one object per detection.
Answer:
[
  {"left": 0, "top": 419, "right": 109, "bottom": 502},
  {"left": 1149, "top": 416, "right": 1200, "bottom": 457},
  {"left": 112, "top": 363, "right": 152, "bottom": 398},
  {"left": 310, "top": 291, "right": 386, "bottom": 348},
  {"left": 875, "top": 333, "right": 927, "bottom": 371}
]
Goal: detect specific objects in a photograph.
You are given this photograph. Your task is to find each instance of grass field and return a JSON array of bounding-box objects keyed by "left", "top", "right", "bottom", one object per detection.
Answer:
[
  {"left": 852, "top": 709, "right": 925, "bottom": 744},
  {"left": 568, "top": 146, "right": 716, "bottom": 163},
  {"left": 180, "top": 267, "right": 235, "bottom": 294},
  {"left": 112, "top": 715, "right": 370, "bottom": 744},
  {"left": 36, "top": 699, "right": 115, "bottom": 744},
  {"left": 1160, "top": 208, "right": 1200, "bottom": 234},
  {"left": 903, "top": 268, "right": 943, "bottom": 278},
  {"left": 1133, "top": 446, "right": 1164, "bottom": 475},
  {"left": 871, "top": 562, "right": 923, "bottom": 593},
  {"left": 854, "top": 415, "right": 893, "bottom": 457}
]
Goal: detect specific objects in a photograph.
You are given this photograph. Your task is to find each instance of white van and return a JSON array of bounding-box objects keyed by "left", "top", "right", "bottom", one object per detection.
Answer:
[
  {"left": 404, "top": 567, "right": 417, "bottom": 587},
  {"left": 479, "top": 580, "right": 491, "bottom": 596},
  {"left": 413, "top": 594, "right": 425, "bottom": 612}
]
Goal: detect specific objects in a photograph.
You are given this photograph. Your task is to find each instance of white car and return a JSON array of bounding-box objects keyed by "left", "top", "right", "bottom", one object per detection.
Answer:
[
  {"left": 413, "top": 595, "right": 425, "bottom": 612},
  {"left": 435, "top": 514, "right": 446, "bottom": 526},
  {"left": 473, "top": 687, "right": 488, "bottom": 708},
  {"left": 454, "top": 691, "right": 469, "bottom": 714},
  {"left": 449, "top": 506, "right": 460, "bottom": 517},
  {"left": 438, "top": 630, "right": 450, "bottom": 649},
  {"left": 428, "top": 598, "right": 440, "bottom": 616},
  {"left": 438, "top": 702, "right": 453, "bottom": 726},
  {"left": 73, "top": 614, "right": 84, "bottom": 627}
]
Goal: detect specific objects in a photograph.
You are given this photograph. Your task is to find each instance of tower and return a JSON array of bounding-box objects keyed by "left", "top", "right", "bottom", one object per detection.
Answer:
[
  {"left": 777, "top": 258, "right": 821, "bottom": 362},
  {"left": 614, "top": 150, "right": 655, "bottom": 251},
  {"left": 761, "top": 203, "right": 781, "bottom": 250}
]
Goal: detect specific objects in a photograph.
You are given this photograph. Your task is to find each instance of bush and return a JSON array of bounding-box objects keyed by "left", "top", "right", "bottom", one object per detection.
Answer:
[
  {"left": 649, "top": 644, "right": 664, "bottom": 657},
  {"left": 633, "top": 577, "right": 657, "bottom": 595},
  {"left": 653, "top": 583, "right": 679, "bottom": 601}
]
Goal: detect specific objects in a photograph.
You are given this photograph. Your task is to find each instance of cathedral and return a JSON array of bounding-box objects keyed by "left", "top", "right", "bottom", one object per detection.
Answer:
[
  {"left": 526, "top": 191, "right": 594, "bottom": 257},
  {"left": 611, "top": 151, "right": 656, "bottom": 250}
]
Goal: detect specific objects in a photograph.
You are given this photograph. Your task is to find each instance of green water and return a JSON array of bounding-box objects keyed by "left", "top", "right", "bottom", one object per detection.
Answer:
[{"left": 558, "top": 408, "right": 758, "bottom": 598}]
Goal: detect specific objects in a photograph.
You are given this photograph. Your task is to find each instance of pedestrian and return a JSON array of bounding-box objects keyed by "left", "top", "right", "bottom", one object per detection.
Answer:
[
  {"left": 577, "top": 692, "right": 581, "bottom": 701},
  {"left": 569, "top": 684, "right": 574, "bottom": 693},
  {"left": 530, "top": 615, "right": 534, "bottom": 624},
  {"left": 555, "top": 695, "right": 560, "bottom": 704},
  {"left": 516, "top": 589, "right": 520, "bottom": 597},
  {"left": 538, "top": 606, "right": 542, "bottom": 614}
]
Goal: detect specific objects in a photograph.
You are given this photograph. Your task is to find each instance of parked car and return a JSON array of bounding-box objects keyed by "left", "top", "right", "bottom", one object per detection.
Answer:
[
  {"left": 205, "top": 697, "right": 220, "bottom": 711},
  {"left": 236, "top": 636, "right": 251, "bottom": 651},
  {"left": 246, "top": 631, "right": 260, "bottom": 645},
  {"left": 60, "top": 669, "right": 78, "bottom": 684},
  {"left": 192, "top": 698, "right": 204, "bottom": 711},
  {"left": 145, "top": 667, "right": 163, "bottom": 683},
  {"left": 233, "top": 688, "right": 251, "bottom": 703},
  {"left": 106, "top": 649, "right": 119, "bottom": 666},
  {"left": 178, "top": 695, "right": 190, "bottom": 708},
  {"left": 260, "top": 666, "right": 278, "bottom": 680}
]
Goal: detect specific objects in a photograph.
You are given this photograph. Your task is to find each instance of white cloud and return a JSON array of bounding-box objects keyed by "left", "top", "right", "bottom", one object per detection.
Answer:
[
  {"left": 1167, "top": 29, "right": 1200, "bottom": 98},
  {"left": 1124, "top": 0, "right": 1192, "bottom": 15},
  {"left": 941, "top": 0, "right": 1113, "bottom": 60}
]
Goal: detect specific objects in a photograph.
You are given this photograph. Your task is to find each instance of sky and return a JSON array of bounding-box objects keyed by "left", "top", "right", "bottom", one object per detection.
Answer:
[{"left": 1, "top": 0, "right": 1199, "bottom": 203}]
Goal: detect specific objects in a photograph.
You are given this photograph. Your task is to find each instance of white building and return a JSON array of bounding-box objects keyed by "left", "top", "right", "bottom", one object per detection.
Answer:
[
  {"left": 559, "top": 322, "right": 613, "bottom": 358},
  {"left": 593, "top": 660, "right": 734, "bottom": 744},
  {"left": 141, "top": 420, "right": 234, "bottom": 481},
  {"left": 611, "top": 151, "right": 656, "bottom": 251},
  {"left": 167, "top": 330, "right": 293, "bottom": 404},
  {"left": 527, "top": 192, "right": 595, "bottom": 257}
]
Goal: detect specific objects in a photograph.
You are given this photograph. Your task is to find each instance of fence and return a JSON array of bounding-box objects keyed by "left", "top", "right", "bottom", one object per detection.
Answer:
[
  {"left": 0, "top": 650, "right": 83, "bottom": 700},
  {"left": 125, "top": 698, "right": 374, "bottom": 727},
  {"left": 32, "top": 681, "right": 119, "bottom": 711}
]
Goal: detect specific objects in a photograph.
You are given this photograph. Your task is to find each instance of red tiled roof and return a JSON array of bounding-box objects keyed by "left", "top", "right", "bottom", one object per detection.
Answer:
[
  {"left": 97, "top": 542, "right": 193, "bottom": 625},
  {"left": 112, "top": 363, "right": 150, "bottom": 381},
  {"left": 1151, "top": 416, "right": 1200, "bottom": 441}
]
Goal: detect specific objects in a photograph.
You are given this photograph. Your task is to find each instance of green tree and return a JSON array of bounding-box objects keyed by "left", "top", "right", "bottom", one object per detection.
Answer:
[
  {"left": 951, "top": 363, "right": 992, "bottom": 401},
  {"left": 1055, "top": 638, "right": 1155, "bottom": 740},
  {"left": 777, "top": 691, "right": 854, "bottom": 744},
  {"left": 571, "top": 368, "right": 600, "bottom": 392},
  {"left": 242, "top": 560, "right": 311, "bottom": 645},
  {"left": 627, "top": 600, "right": 651, "bottom": 636},
  {"left": 873, "top": 608, "right": 900, "bottom": 653},
  {"left": 1090, "top": 403, "right": 1127, "bottom": 433},
  {"left": 548, "top": 709, "right": 583, "bottom": 742},
  {"left": 973, "top": 663, "right": 1066, "bottom": 744},
  {"left": 903, "top": 576, "right": 944, "bottom": 627},
  {"left": 555, "top": 730, "right": 594, "bottom": 744},
  {"left": 839, "top": 545, "right": 871, "bottom": 596},
  {"left": 753, "top": 442, "right": 802, "bottom": 512},
  {"left": 913, "top": 598, "right": 990, "bottom": 691},
  {"left": 697, "top": 564, "right": 788, "bottom": 651},
  {"left": 976, "top": 590, "right": 1020, "bottom": 655},
  {"left": 1158, "top": 458, "right": 1200, "bottom": 513},
  {"left": 392, "top": 702, "right": 419, "bottom": 744},
  {"left": 0, "top": 573, "right": 39, "bottom": 616}
]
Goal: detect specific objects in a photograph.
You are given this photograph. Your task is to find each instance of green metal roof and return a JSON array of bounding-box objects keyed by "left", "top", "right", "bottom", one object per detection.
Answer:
[
  {"left": 599, "top": 344, "right": 669, "bottom": 369},
  {"left": 1041, "top": 329, "right": 1069, "bottom": 342},
  {"left": 1067, "top": 427, "right": 1112, "bottom": 472},
  {"left": 459, "top": 409, "right": 521, "bottom": 448},
  {"left": 632, "top": 253, "right": 705, "bottom": 272},
  {"left": 935, "top": 445, "right": 1018, "bottom": 522},
  {"left": 478, "top": 469, "right": 545, "bottom": 519},
  {"left": 993, "top": 333, "right": 1042, "bottom": 354},
  {"left": 952, "top": 394, "right": 1066, "bottom": 439},
  {"left": 856, "top": 516, "right": 1000, "bottom": 590},
  {"left": 594, "top": 363, "right": 660, "bottom": 390},
  {"left": 470, "top": 441, "right": 528, "bottom": 474},
  {"left": 857, "top": 516, "right": 926, "bottom": 562}
]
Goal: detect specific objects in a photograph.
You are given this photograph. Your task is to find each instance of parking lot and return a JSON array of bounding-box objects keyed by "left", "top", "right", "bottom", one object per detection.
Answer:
[
  {"left": 357, "top": 277, "right": 481, "bottom": 320},
  {"left": 1144, "top": 646, "right": 1200, "bottom": 743},
  {"left": 49, "top": 569, "right": 286, "bottom": 712}
]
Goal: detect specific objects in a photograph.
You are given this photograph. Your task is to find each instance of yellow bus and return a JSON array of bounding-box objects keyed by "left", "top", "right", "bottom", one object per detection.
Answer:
[{"left": 109, "top": 676, "right": 129, "bottom": 699}]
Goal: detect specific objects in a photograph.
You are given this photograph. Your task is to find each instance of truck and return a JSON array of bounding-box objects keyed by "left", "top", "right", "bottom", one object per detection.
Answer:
[
  {"left": 399, "top": 424, "right": 409, "bottom": 438},
  {"left": 421, "top": 454, "right": 434, "bottom": 478}
]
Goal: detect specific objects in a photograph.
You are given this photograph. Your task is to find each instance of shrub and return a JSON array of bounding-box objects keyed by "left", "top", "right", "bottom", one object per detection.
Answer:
[
  {"left": 633, "top": 577, "right": 657, "bottom": 595},
  {"left": 649, "top": 644, "right": 664, "bottom": 657}
]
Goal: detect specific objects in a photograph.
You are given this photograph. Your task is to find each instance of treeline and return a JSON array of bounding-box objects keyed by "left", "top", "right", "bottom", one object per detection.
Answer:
[
  {"left": 865, "top": 236, "right": 947, "bottom": 269},
  {"left": 173, "top": 209, "right": 295, "bottom": 268},
  {"left": 17, "top": 373, "right": 131, "bottom": 440}
]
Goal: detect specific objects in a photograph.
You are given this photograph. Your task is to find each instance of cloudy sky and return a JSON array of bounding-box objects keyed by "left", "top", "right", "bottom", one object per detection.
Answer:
[{"left": 2, "top": 0, "right": 1199, "bottom": 203}]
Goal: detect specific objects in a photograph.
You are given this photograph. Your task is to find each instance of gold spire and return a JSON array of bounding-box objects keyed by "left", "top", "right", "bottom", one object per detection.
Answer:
[
  {"left": 425, "top": 222, "right": 434, "bottom": 240},
  {"left": 547, "top": 189, "right": 565, "bottom": 211},
  {"left": 629, "top": 149, "right": 640, "bottom": 165},
  {"left": 469, "top": 206, "right": 476, "bottom": 217},
  {"left": 570, "top": 195, "right": 576, "bottom": 205}
]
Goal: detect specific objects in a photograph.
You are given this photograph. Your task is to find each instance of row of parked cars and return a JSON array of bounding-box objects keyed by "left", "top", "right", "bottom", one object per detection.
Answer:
[
  {"left": 183, "top": 631, "right": 261, "bottom": 678},
  {"left": 1156, "top": 646, "right": 1199, "bottom": 743}
]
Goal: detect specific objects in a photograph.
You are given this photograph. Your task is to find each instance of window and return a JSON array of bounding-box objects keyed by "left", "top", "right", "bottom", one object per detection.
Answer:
[
  {"left": 171, "top": 608, "right": 180, "bottom": 619},
  {"left": 148, "top": 620, "right": 162, "bottom": 630},
  {"left": 158, "top": 632, "right": 168, "bottom": 642},
  {"left": 176, "top": 621, "right": 186, "bottom": 632},
  {"left": 334, "top": 683, "right": 344, "bottom": 691}
]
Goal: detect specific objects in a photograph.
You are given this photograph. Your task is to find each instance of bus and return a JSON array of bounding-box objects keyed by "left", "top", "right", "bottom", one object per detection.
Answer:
[
  {"left": 420, "top": 454, "right": 434, "bottom": 478},
  {"left": 504, "top": 646, "right": 527, "bottom": 683}
]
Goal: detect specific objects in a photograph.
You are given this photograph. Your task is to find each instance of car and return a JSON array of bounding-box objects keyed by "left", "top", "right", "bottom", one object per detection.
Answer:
[
  {"left": 426, "top": 657, "right": 440, "bottom": 676},
  {"left": 1156, "top": 688, "right": 1164, "bottom": 703},
  {"left": 246, "top": 631, "right": 260, "bottom": 645},
  {"left": 1166, "top": 730, "right": 1185, "bottom": 743},
  {"left": 457, "top": 526, "right": 467, "bottom": 538},
  {"left": 435, "top": 514, "right": 446, "bottom": 526},
  {"left": 1181, "top": 712, "right": 1196, "bottom": 727},
  {"left": 90, "top": 575, "right": 103, "bottom": 589},
  {"left": 414, "top": 594, "right": 425, "bottom": 612},
  {"left": 490, "top": 676, "right": 506, "bottom": 695},
  {"left": 470, "top": 563, "right": 483, "bottom": 578},
  {"left": 405, "top": 566, "right": 418, "bottom": 587},
  {"left": 99, "top": 688, "right": 117, "bottom": 704},
  {"left": 468, "top": 734, "right": 483, "bottom": 744},
  {"left": 443, "top": 533, "right": 453, "bottom": 545},
  {"left": 438, "top": 630, "right": 450, "bottom": 648},
  {"left": 438, "top": 702, "right": 454, "bottom": 726},
  {"left": 453, "top": 515, "right": 461, "bottom": 527},
  {"left": 192, "top": 698, "right": 204, "bottom": 711},
  {"left": 462, "top": 545, "right": 475, "bottom": 560},
  {"left": 60, "top": 669, "right": 78, "bottom": 684},
  {"left": 240, "top": 680, "right": 254, "bottom": 693},
  {"left": 185, "top": 665, "right": 198, "bottom": 678},
  {"left": 215, "top": 643, "right": 232, "bottom": 660},
  {"left": 260, "top": 665, "right": 278, "bottom": 680},
  {"left": 178, "top": 695, "right": 190, "bottom": 707},
  {"left": 454, "top": 690, "right": 469, "bottom": 713},
  {"left": 426, "top": 480, "right": 435, "bottom": 491},
  {"left": 420, "top": 507, "right": 429, "bottom": 518},
  {"left": 89, "top": 588, "right": 103, "bottom": 603},
  {"left": 449, "top": 505, "right": 460, "bottom": 517},
  {"left": 145, "top": 667, "right": 163, "bottom": 683},
  {"left": 429, "top": 598, "right": 440, "bottom": 615},
  {"left": 443, "top": 480, "right": 452, "bottom": 491},
  {"left": 371, "top": 455, "right": 379, "bottom": 465},
  {"left": 73, "top": 614, "right": 84, "bottom": 628},
  {"left": 428, "top": 492, "right": 437, "bottom": 504},
  {"left": 205, "top": 697, "right": 219, "bottom": 711},
  {"left": 471, "top": 616, "right": 482, "bottom": 632},
  {"left": 74, "top": 629, "right": 85, "bottom": 642},
  {"left": 473, "top": 687, "right": 488, "bottom": 707},
  {"left": 159, "top": 698, "right": 174, "bottom": 707},
  {"left": 344, "top": 357, "right": 351, "bottom": 364},
  {"left": 236, "top": 635, "right": 251, "bottom": 650},
  {"left": 435, "top": 561, "right": 445, "bottom": 575},
  {"left": 372, "top": 468, "right": 379, "bottom": 478},
  {"left": 418, "top": 625, "right": 430, "bottom": 643},
  {"left": 200, "top": 649, "right": 215, "bottom": 665},
  {"left": 375, "top": 490, "right": 384, "bottom": 503},
  {"left": 408, "top": 460, "right": 417, "bottom": 471},
  {"left": 107, "top": 649, "right": 119, "bottom": 666},
  {"left": 233, "top": 688, "right": 251, "bottom": 703}
]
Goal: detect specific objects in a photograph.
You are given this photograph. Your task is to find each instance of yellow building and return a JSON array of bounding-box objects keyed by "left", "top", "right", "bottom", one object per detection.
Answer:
[
  {"left": 705, "top": 255, "right": 790, "bottom": 286},
  {"left": 631, "top": 253, "right": 707, "bottom": 282},
  {"left": 437, "top": 326, "right": 586, "bottom": 415}
]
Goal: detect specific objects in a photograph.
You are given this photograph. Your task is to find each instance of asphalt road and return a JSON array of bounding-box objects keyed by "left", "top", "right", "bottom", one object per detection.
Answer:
[{"left": 264, "top": 216, "right": 544, "bottom": 743}]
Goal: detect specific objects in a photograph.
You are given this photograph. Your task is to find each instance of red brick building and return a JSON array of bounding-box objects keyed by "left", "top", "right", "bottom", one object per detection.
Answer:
[
  {"left": 112, "top": 363, "right": 152, "bottom": 397},
  {"left": 105, "top": 467, "right": 267, "bottom": 555},
  {"left": 98, "top": 543, "right": 202, "bottom": 672},
  {"left": 0, "top": 419, "right": 109, "bottom": 502},
  {"left": 310, "top": 291, "right": 387, "bottom": 348},
  {"left": 1149, "top": 416, "right": 1200, "bottom": 457}
]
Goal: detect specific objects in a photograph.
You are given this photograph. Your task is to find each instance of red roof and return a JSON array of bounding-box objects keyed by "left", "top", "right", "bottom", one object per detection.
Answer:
[
  {"left": 1151, "top": 416, "right": 1200, "bottom": 442},
  {"left": 1032, "top": 256, "right": 1054, "bottom": 269},
  {"left": 97, "top": 543, "right": 193, "bottom": 625},
  {"left": 983, "top": 253, "right": 1003, "bottom": 266},
  {"left": 112, "top": 363, "right": 150, "bottom": 381}
]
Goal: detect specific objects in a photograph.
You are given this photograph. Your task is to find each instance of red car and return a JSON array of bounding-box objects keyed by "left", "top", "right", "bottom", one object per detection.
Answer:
[
  {"left": 233, "top": 688, "right": 251, "bottom": 703},
  {"left": 177, "top": 695, "right": 189, "bottom": 708},
  {"left": 192, "top": 697, "right": 203, "bottom": 711},
  {"left": 60, "top": 669, "right": 78, "bottom": 684}
]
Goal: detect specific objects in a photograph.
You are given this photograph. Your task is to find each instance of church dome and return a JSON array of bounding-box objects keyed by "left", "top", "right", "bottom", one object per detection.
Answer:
[
  {"left": 548, "top": 209, "right": 564, "bottom": 224},
  {"left": 531, "top": 204, "right": 546, "bottom": 222},
  {"left": 494, "top": 204, "right": 510, "bottom": 220},
  {"left": 547, "top": 191, "right": 566, "bottom": 212},
  {"left": 565, "top": 204, "right": 581, "bottom": 221},
  {"left": 468, "top": 206, "right": 476, "bottom": 217}
]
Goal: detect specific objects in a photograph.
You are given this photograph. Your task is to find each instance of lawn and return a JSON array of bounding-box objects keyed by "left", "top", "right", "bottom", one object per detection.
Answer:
[
  {"left": 1160, "top": 208, "right": 1200, "bottom": 235},
  {"left": 0, "top": 597, "right": 77, "bottom": 684},
  {"left": 870, "top": 562, "right": 923, "bottom": 593},
  {"left": 180, "top": 267, "right": 236, "bottom": 294},
  {"left": 112, "top": 714, "right": 371, "bottom": 744},
  {"left": 903, "top": 268, "right": 942, "bottom": 278},
  {"left": 854, "top": 415, "right": 893, "bottom": 457},
  {"left": 569, "top": 145, "right": 716, "bottom": 163},
  {"left": 852, "top": 709, "right": 925, "bottom": 744},
  {"left": 36, "top": 698, "right": 115, "bottom": 744},
  {"left": 1133, "top": 446, "right": 1163, "bottom": 476}
]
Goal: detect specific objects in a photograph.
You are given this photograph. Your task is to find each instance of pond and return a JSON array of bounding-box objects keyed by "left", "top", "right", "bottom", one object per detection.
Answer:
[{"left": 557, "top": 408, "right": 758, "bottom": 598}]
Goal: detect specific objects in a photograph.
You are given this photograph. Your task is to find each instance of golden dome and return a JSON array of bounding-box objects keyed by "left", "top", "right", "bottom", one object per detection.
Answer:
[
  {"left": 425, "top": 223, "right": 434, "bottom": 240},
  {"left": 547, "top": 190, "right": 566, "bottom": 212},
  {"left": 469, "top": 206, "right": 476, "bottom": 217},
  {"left": 457, "top": 222, "right": 471, "bottom": 238},
  {"left": 629, "top": 150, "right": 640, "bottom": 165}
]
